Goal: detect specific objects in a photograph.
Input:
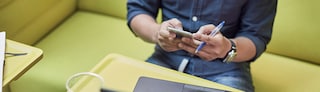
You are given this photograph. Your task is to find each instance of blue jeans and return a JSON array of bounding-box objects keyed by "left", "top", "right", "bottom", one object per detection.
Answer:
[{"left": 146, "top": 47, "right": 254, "bottom": 92}]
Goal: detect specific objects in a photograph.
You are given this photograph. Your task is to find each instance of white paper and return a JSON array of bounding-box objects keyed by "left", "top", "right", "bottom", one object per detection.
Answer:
[{"left": 0, "top": 32, "right": 5, "bottom": 92}]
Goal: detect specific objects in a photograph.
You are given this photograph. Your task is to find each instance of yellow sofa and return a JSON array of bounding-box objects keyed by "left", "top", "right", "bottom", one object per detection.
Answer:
[
  {"left": 1, "top": 0, "right": 320, "bottom": 92},
  {"left": 1, "top": 0, "right": 154, "bottom": 92},
  {"left": 251, "top": 0, "right": 320, "bottom": 91}
]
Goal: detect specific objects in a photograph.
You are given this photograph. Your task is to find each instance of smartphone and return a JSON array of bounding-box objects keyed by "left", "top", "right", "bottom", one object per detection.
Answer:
[{"left": 167, "top": 27, "right": 192, "bottom": 38}]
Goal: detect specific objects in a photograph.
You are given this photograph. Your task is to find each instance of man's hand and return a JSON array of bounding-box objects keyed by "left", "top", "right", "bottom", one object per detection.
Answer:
[
  {"left": 157, "top": 18, "right": 185, "bottom": 52},
  {"left": 178, "top": 24, "right": 231, "bottom": 61}
]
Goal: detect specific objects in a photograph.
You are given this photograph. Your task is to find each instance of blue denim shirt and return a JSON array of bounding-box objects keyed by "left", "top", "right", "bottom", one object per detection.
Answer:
[
  {"left": 127, "top": 0, "right": 277, "bottom": 91},
  {"left": 127, "top": 0, "right": 277, "bottom": 61}
]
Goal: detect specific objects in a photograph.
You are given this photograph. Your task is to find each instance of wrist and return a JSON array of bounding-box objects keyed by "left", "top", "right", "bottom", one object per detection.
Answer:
[
  {"left": 223, "top": 39, "right": 237, "bottom": 63},
  {"left": 152, "top": 24, "right": 161, "bottom": 43}
]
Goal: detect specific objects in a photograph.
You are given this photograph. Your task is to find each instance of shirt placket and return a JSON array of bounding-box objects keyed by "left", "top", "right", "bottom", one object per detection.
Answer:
[
  {"left": 190, "top": 0, "right": 205, "bottom": 74},
  {"left": 190, "top": 0, "right": 203, "bottom": 32}
]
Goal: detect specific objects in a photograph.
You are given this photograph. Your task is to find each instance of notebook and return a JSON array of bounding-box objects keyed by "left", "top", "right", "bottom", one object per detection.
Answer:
[{"left": 133, "top": 76, "right": 229, "bottom": 92}]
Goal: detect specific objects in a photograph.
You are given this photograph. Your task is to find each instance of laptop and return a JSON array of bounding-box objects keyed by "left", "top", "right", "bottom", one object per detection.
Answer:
[{"left": 133, "top": 76, "right": 229, "bottom": 92}]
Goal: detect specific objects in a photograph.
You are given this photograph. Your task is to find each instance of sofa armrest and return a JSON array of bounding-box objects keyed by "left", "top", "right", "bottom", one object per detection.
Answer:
[{"left": 0, "top": 0, "right": 76, "bottom": 45}]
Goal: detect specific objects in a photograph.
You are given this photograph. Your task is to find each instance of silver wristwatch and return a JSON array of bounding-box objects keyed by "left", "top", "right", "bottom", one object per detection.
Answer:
[{"left": 223, "top": 39, "right": 237, "bottom": 63}]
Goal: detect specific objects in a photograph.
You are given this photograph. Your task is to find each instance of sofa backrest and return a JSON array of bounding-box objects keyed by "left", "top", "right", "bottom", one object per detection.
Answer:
[
  {"left": 266, "top": 0, "right": 320, "bottom": 65},
  {"left": 78, "top": 0, "right": 127, "bottom": 19},
  {"left": 78, "top": 0, "right": 320, "bottom": 65},
  {"left": 0, "top": 0, "right": 76, "bottom": 45}
]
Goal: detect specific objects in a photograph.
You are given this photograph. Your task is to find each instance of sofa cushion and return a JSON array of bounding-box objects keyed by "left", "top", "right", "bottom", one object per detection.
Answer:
[
  {"left": 252, "top": 0, "right": 320, "bottom": 91},
  {"left": 0, "top": 0, "right": 76, "bottom": 45},
  {"left": 10, "top": 11, "right": 154, "bottom": 92},
  {"left": 252, "top": 52, "right": 320, "bottom": 92},
  {"left": 78, "top": 0, "right": 127, "bottom": 19},
  {"left": 266, "top": 0, "right": 320, "bottom": 65}
]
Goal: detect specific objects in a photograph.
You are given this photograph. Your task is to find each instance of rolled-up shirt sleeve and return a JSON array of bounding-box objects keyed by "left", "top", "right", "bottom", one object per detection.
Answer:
[
  {"left": 127, "top": 0, "right": 161, "bottom": 31},
  {"left": 237, "top": 0, "right": 277, "bottom": 61}
]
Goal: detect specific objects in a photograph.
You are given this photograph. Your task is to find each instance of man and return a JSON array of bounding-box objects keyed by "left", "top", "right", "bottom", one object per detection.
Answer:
[{"left": 127, "top": 0, "right": 277, "bottom": 91}]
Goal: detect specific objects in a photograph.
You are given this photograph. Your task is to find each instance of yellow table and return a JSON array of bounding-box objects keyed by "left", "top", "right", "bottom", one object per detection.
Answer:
[
  {"left": 3, "top": 40, "right": 43, "bottom": 88},
  {"left": 71, "top": 53, "right": 242, "bottom": 92}
]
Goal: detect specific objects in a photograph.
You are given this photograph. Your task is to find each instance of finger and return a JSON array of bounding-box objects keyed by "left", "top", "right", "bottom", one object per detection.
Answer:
[
  {"left": 193, "top": 39, "right": 202, "bottom": 45},
  {"left": 167, "top": 19, "right": 183, "bottom": 39},
  {"left": 195, "top": 47, "right": 220, "bottom": 61},
  {"left": 193, "top": 24, "right": 218, "bottom": 41},
  {"left": 160, "top": 22, "right": 177, "bottom": 40},
  {"left": 180, "top": 36, "right": 202, "bottom": 45},
  {"left": 179, "top": 42, "right": 217, "bottom": 61},
  {"left": 158, "top": 38, "right": 181, "bottom": 52},
  {"left": 192, "top": 33, "right": 211, "bottom": 42},
  {"left": 160, "top": 18, "right": 184, "bottom": 39},
  {"left": 178, "top": 40, "right": 207, "bottom": 55},
  {"left": 181, "top": 37, "right": 200, "bottom": 48},
  {"left": 194, "top": 32, "right": 223, "bottom": 44},
  {"left": 197, "top": 24, "right": 215, "bottom": 34},
  {"left": 168, "top": 18, "right": 183, "bottom": 28},
  {"left": 178, "top": 42, "right": 197, "bottom": 54}
]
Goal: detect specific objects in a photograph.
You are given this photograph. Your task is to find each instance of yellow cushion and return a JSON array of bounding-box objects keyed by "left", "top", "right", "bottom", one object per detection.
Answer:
[
  {"left": 10, "top": 11, "right": 154, "bottom": 92},
  {"left": 252, "top": 0, "right": 320, "bottom": 91},
  {"left": 266, "top": 0, "right": 320, "bottom": 64},
  {"left": 252, "top": 52, "right": 320, "bottom": 92},
  {"left": 78, "top": 0, "right": 127, "bottom": 19}
]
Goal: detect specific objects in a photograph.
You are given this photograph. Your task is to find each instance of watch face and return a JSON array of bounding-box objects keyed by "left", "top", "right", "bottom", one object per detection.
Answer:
[
  {"left": 224, "top": 50, "right": 237, "bottom": 62},
  {"left": 229, "top": 51, "right": 237, "bottom": 60},
  {"left": 224, "top": 39, "right": 237, "bottom": 63}
]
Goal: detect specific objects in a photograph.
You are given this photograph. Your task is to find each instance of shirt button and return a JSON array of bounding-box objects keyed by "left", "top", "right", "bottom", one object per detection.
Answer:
[{"left": 192, "top": 16, "right": 198, "bottom": 22}]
